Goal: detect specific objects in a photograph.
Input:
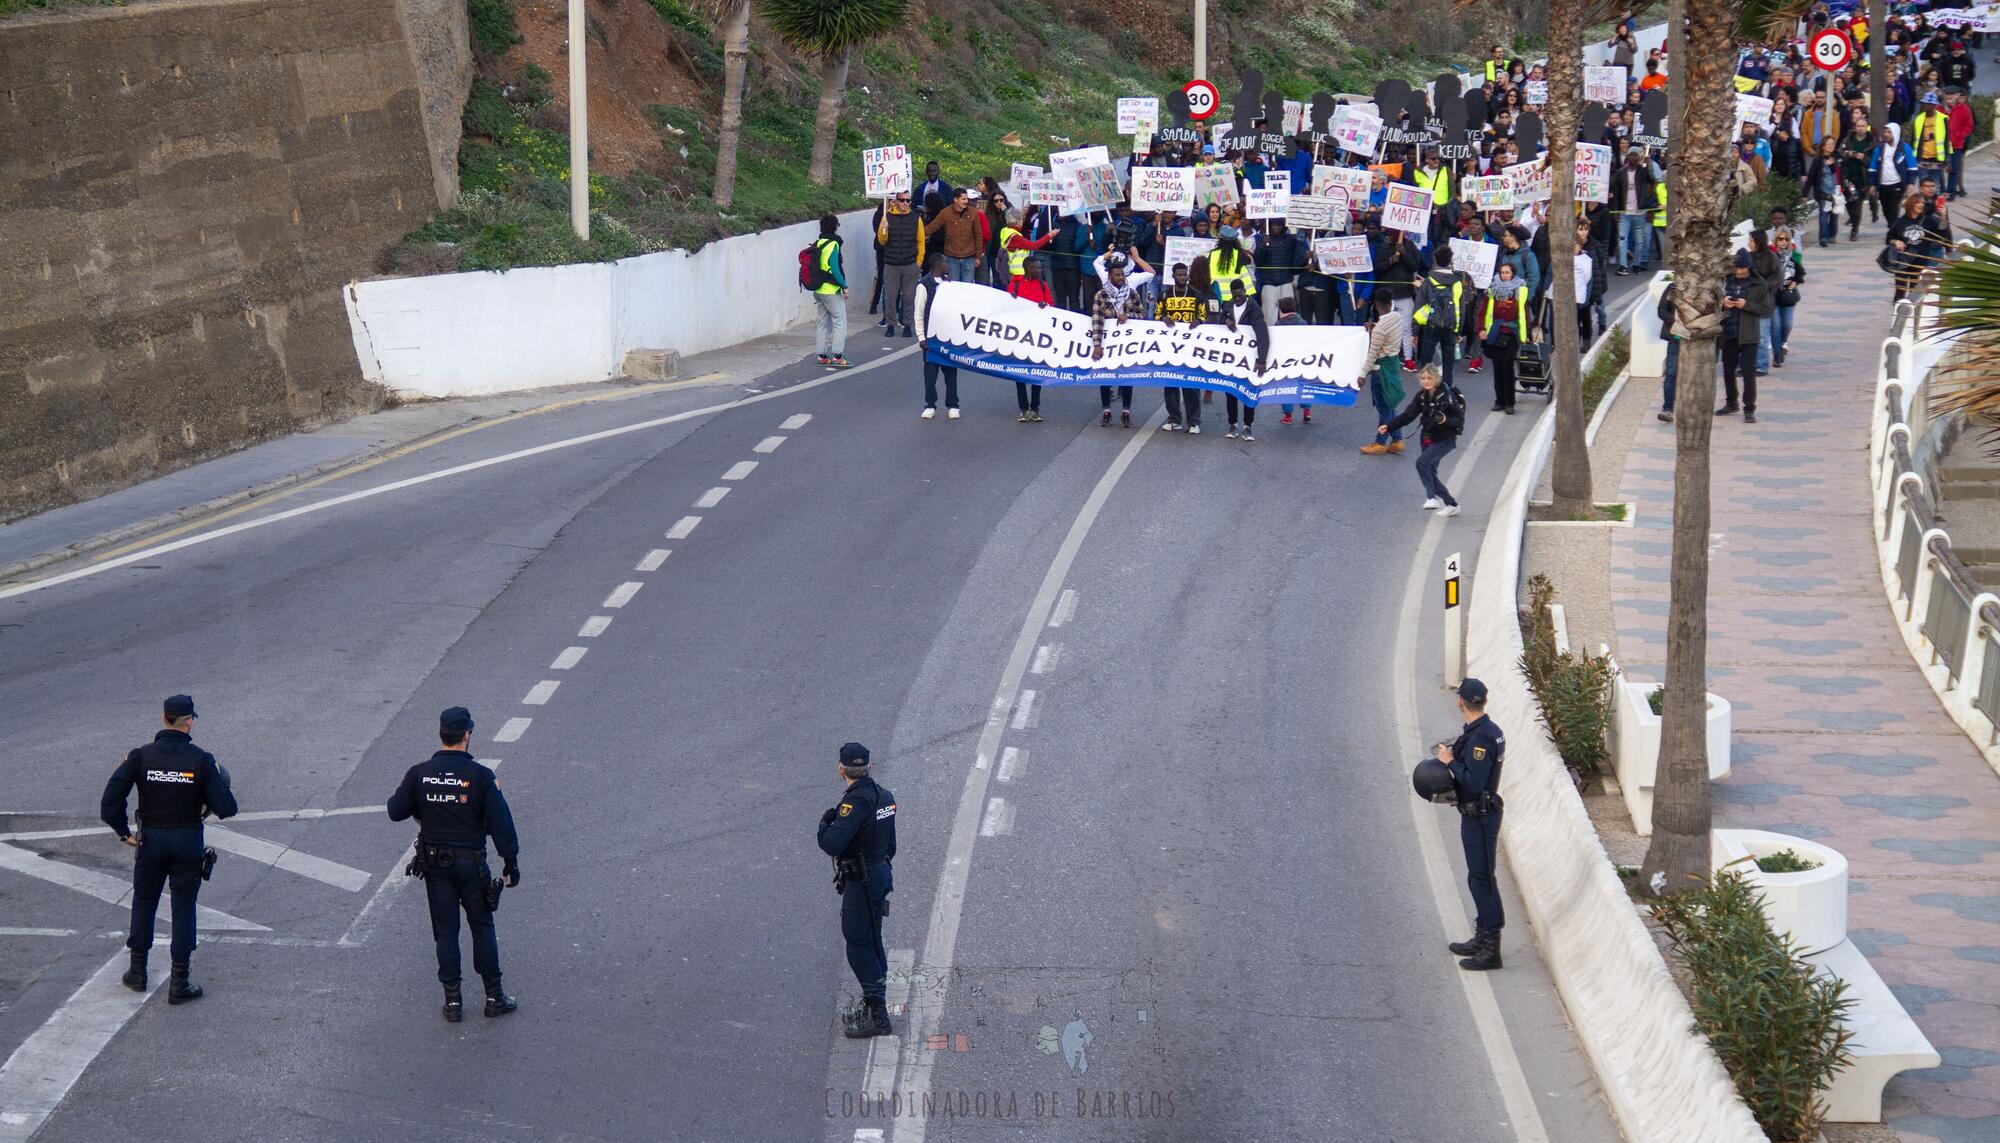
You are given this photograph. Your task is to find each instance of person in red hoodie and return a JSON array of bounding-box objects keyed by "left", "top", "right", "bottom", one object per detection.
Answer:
[
  {"left": 1945, "top": 87, "right": 1975, "bottom": 198},
  {"left": 1006, "top": 256, "right": 1053, "bottom": 421}
]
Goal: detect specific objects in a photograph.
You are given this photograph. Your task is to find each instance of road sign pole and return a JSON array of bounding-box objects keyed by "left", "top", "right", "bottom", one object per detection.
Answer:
[
  {"left": 1444, "top": 552, "right": 1462, "bottom": 687},
  {"left": 1193, "top": 0, "right": 1207, "bottom": 81}
]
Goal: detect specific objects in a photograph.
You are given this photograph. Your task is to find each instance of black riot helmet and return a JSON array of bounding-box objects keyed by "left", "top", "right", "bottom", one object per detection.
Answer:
[{"left": 1412, "top": 757, "right": 1458, "bottom": 803}]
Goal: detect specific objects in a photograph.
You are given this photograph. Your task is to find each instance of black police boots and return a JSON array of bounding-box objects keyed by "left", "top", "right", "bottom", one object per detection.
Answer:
[
  {"left": 482, "top": 977, "right": 518, "bottom": 1018},
  {"left": 1447, "top": 929, "right": 1491, "bottom": 957},
  {"left": 442, "top": 983, "right": 464, "bottom": 1023},
  {"left": 167, "top": 959, "right": 203, "bottom": 1004},
  {"left": 1457, "top": 931, "right": 1503, "bottom": 972},
  {"left": 121, "top": 950, "right": 147, "bottom": 992},
  {"left": 843, "top": 998, "right": 893, "bottom": 1039}
]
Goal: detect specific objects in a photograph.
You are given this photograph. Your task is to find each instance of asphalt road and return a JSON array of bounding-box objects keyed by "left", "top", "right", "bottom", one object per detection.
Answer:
[{"left": 0, "top": 282, "right": 1647, "bottom": 1142}]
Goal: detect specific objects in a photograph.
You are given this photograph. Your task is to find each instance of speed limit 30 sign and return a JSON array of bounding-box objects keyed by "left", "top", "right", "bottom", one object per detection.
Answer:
[
  {"left": 1810, "top": 27, "right": 1854, "bottom": 71},
  {"left": 1182, "top": 78, "right": 1220, "bottom": 120}
]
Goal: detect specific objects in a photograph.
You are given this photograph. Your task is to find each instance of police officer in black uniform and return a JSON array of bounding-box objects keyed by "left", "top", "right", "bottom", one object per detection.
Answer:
[
  {"left": 817, "top": 742, "right": 897, "bottom": 1039},
  {"left": 387, "top": 707, "right": 520, "bottom": 1022},
  {"left": 1437, "top": 678, "right": 1507, "bottom": 971},
  {"left": 100, "top": 694, "right": 238, "bottom": 1003}
]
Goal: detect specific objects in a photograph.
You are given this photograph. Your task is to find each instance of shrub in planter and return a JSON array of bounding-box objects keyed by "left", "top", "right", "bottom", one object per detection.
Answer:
[
  {"left": 1652, "top": 870, "right": 1856, "bottom": 1142},
  {"left": 1518, "top": 575, "right": 1616, "bottom": 782},
  {"left": 1755, "top": 849, "right": 1820, "bottom": 874}
]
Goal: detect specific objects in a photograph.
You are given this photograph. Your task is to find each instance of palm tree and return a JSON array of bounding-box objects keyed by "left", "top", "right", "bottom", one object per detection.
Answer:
[
  {"left": 756, "top": 0, "right": 909, "bottom": 188},
  {"left": 1542, "top": 0, "right": 1592, "bottom": 519},
  {"left": 710, "top": 0, "right": 753, "bottom": 208}
]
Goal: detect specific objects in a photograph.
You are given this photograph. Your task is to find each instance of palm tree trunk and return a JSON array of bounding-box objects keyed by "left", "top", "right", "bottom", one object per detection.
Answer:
[
  {"left": 1544, "top": 0, "right": 1592, "bottom": 518},
  {"left": 808, "top": 47, "right": 849, "bottom": 189},
  {"left": 1639, "top": 0, "right": 1743, "bottom": 898},
  {"left": 712, "top": 0, "right": 751, "bottom": 207},
  {"left": 1665, "top": 0, "right": 1684, "bottom": 236},
  {"left": 1868, "top": 0, "right": 1887, "bottom": 136}
]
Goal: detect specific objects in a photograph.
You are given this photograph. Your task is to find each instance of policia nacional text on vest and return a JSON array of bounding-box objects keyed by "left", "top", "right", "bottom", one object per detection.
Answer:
[
  {"left": 101, "top": 694, "right": 238, "bottom": 1002},
  {"left": 388, "top": 706, "right": 521, "bottom": 1022},
  {"left": 818, "top": 741, "right": 898, "bottom": 1039}
]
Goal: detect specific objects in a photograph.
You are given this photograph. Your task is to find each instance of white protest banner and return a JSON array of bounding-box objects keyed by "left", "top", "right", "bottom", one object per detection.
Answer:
[
  {"left": 1313, "top": 235, "right": 1372, "bottom": 274},
  {"left": 1466, "top": 175, "right": 1514, "bottom": 212},
  {"left": 1449, "top": 237, "right": 1498, "bottom": 289},
  {"left": 1526, "top": 80, "right": 1548, "bottom": 105},
  {"left": 1583, "top": 65, "right": 1627, "bottom": 104},
  {"left": 1244, "top": 188, "right": 1287, "bottom": 219},
  {"left": 1285, "top": 194, "right": 1348, "bottom": 232},
  {"left": 1381, "top": 182, "right": 1433, "bottom": 236},
  {"left": 863, "top": 145, "right": 911, "bottom": 197},
  {"left": 1130, "top": 166, "right": 1195, "bottom": 213},
  {"left": 1331, "top": 106, "right": 1383, "bottom": 156},
  {"left": 1049, "top": 145, "right": 1112, "bottom": 174},
  {"left": 1116, "top": 97, "right": 1160, "bottom": 135},
  {"left": 1026, "top": 175, "right": 1082, "bottom": 213},
  {"left": 1072, "top": 163, "right": 1125, "bottom": 210},
  {"left": 1191, "top": 163, "right": 1239, "bottom": 207},
  {"left": 1163, "top": 236, "right": 1217, "bottom": 273},
  {"left": 923, "top": 282, "right": 1367, "bottom": 406},
  {"left": 1574, "top": 142, "right": 1612, "bottom": 204},
  {"left": 1736, "top": 93, "right": 1774, "bottom": 129},
  {"left": 1312, "top": 164, "right": 1371, "bottom": 200},
  {"left": 1506, "top": 157, "right": 1551, "bottom": 204}
]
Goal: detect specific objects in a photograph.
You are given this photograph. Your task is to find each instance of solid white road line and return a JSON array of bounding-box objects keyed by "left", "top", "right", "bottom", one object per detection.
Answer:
[
  {"left": 0, "top": 805, "right": 379, "bottom": 844},
  {"left": 666, "top": 516, "right": 701, "bottom": 540},
  {"left": 200, "top": 826, "right": 371, "bottom": 892},
  {"left": 1048, "top": 589, "right": 1079, "bottom": 627},
  {"left": 722, "top": 461, "right": 758, "bottom": 481},
  {"left": 635, "top": 548, "right": 671, "bottom": 572},
  {"left": 603, "top": 581, "right": 643, "bottom": 608},
  {"left": 695, "top": 487, "right": 730, "bottom": 508},
  {"left": 1008, "top": 690, "right": 1036, "bottom": 730},
  {"left": 780, "top": 413, "right": 813, "bottom": 430},
  {"left": 579, "top": 615, "right": 612, "bottom": 637},
  {"left": 0, "top": 350, "right": 915, "bottom": 603},
  {"left": 0, "top": 928, "right": 77, "bottom": 938},
  {"left": 0, "top": 843, "right": 266, "bottom": 932},
  {"left": 0, "top": 952, "right": 161, "bottom": 1143},
  {"left": 493, "top": 717, "right": 532, "bottom": 743},
  {"left": 551, "top": 646, "right": 588, "bottom": 670},
  {"left": 888, "top": 410, "right": 1163, "bottom": 1143},
  {"left": 996, "top": 747, "right": 1025, "bottom": 783},
  {"left": 1389, "top": 414, "right": 1551, "bottom": 1143},
  {"left": 522, "top": 680, "right": 560, "bottom": 706},
  {"left": 753, "top": 435, "right": 786, "bottom": 454}
]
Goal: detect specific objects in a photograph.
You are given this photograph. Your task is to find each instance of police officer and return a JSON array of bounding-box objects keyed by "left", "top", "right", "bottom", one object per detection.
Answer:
[
  {"left": 100, "top": 694, "right": 238, "bottom": 1003},
  {"left": 1437, "top": 678, "right": 1506, "bottom": 971},
  {"left": 387, "top": 707, "right": 520, "bottom": 1022},
  {"left": 817, "top": 742, "right": 897, "bottom": 1039}
]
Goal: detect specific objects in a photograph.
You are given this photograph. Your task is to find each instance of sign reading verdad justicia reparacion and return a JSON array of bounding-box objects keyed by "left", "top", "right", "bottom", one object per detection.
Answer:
[{"left": 921, "top": 283, "right": 1367, "bottom": 405}]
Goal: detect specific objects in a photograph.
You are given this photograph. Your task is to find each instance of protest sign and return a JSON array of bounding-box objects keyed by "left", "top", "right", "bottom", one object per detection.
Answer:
[
  {"left": 1313, "top": 235, "right": 1372, "bottom": 274},
  {"left": 1163, "top": 236, "right": 1217, "bottom": 273},
  {"left": 1025, "top": 175, "right": 1082, "bottom": 213},
  {"left": 1574, "top": 142, "right": 1612, "bottom": 204},
  {"left": 1312, "top": 164, "right": 1371, "bottom": 200},
  {"left": 1526, "top": 80, "right": 1548, "bottom": 105},
  {"left": 1131, "top": 107, "right": 1159, "bottom": 146},
  {"left": 1072, "top": 163, "right": 1125, "bottom": 210},
  {"left": 1506, "top": 157, "right": 1551, "bottom": 204},
  {"left": 863, "top": 145, "right": 910, "bottom": 197},
  {"left": 1244, "top": 188, "right": 1287, "bottom": 219},
  {"left": 923, "top": 282, "right": 1366, "bottom": 406},
  {"left": 1264, "top": 170, "right": 1291, "bottom": 197},
  {"left": 1282, "top": 99, "right": 1305, "bottom": 137},
  {"left": 1191, "top": 163, "right": 1239, "bottom": 207},
  {"left": 1049, "top": 145, "right": 1112, "bottom": 174},
  {"left": 1116, "top": 97, "right": 1160, "bottom": 134},
  {"left": 1736, "top": 93, "right": 1774, "bottom": 128},
  {"left": 1381, "top": 183, "right": 1433, "bottom": 236},
  {"left": 1448, "top": 237, "right": 1498, "bottom": 289},
  {"left": 1583, "top": 66, "right": 1627, "bottom": 104},
  {"left": 1331, "top": 106, "right": 1383, "bottom": 156},
  {"left": 1285, "top": 194, "right": 1347, "bottom": 232},
  {"left": 1131, "top": 166, "right": 1195, "bottom": 213},
  {"left": 1466, "top": 175, "right": 1514, "bottom": 212}
]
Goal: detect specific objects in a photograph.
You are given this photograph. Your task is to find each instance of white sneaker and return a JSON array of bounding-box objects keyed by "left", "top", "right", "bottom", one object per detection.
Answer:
[
  {"left": 1162, "top": 422, "right": 1181, "bottom": 432},
  {"left": 1186, "top": 424, "right": 1201, "bottom": 436},
  {"left": 1225, "top": 426, "right": 1239, "bottom": 439},
  {"left": 1436, "top": 504, "right": 1461, "bottom": 518},
  {"left": 1241, "top": 429, "right": 1256, "bottom": 442},
  {"left": 1423, "top": 498, "right": 1444, "bottom": 510},
  {"left": 920, "top": 407, "right": 936, "bottom": 419},
  {"left": 947, "top": 408, "right": 961, "bottom": 420}
]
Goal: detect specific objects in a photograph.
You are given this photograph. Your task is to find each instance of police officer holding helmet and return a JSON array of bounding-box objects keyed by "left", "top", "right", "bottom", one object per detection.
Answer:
[
  {"left": 818, "top": 742, "right": 897, "bottom": 1039},
  {"left": 1419, "top": 679, "right": 1507, "bottom": 971},
  {"left": 100, "top": 694, "right": 238, "bottom": 1003},
  {"left": 387, "top": 707, "right": 520, "bottom": 1022}
]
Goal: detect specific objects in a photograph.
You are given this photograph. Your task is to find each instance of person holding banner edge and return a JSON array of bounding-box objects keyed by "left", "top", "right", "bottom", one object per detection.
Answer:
[{"left": 1088, "top": 252, "right": 1157, "bottom": 428}]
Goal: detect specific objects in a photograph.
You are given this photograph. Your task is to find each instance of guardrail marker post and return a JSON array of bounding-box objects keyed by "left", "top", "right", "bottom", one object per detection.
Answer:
[{"left": 1444, "top": 551, "right": 1462, "bottom": 687}]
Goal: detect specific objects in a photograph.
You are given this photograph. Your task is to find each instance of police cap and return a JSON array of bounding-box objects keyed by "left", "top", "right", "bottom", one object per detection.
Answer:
[
  {"left": 1456, "top": 678, "right": 1489, "bottom": 704},
  {"left": 839, "top": 742, "right": 870, "bottom": 765},
  {"left": 440, "top": 706, "right": 475, "bottom": 736},
  {"left": 164, "top": 694, "right": 198, "bottom": 720}
]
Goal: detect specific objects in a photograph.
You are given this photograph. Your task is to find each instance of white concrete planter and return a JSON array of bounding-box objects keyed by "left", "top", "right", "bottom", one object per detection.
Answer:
[
  {"left": 1612, "top": 682, "right": 1731, "bottom": 836},
  {"left": 1712, "top": 829, "right": 1850, "bottom": 955}
]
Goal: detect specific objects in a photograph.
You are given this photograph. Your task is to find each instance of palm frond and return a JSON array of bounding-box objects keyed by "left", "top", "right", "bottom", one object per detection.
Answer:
[
  {"left": 1742, "top": 0, "right": 1813, "bottom": 44},
  {"left": 754, "top": 0, "right": 906, "bottom": 54},
  {"left": 1932, "top": 226, "right": 2000, "bottom": 337}
]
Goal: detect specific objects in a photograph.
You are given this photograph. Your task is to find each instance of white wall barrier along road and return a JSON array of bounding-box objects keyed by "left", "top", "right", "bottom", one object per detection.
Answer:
[
  {"left": 1869, "top": 284, "right": 2000, "bottom": 777},
  {"left": 344, "top": 209, "right": 879, "bottom": 398},
  {"left": 1467, "top": 309, "right": 1768, "bottom": 1142}
]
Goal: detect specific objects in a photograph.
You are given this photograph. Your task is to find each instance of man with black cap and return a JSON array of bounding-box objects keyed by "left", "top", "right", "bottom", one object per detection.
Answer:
[
  {"left": 1435, "top": 678, "right": 1507, "bottom": 971},
  {"left": 101, "top": 694, "right": 238, "bottom": 1002},
  {"left": 388, "top": 707, "right": 520, "bottom": 1022},
  {"left": 817, "top": 742, "right": 897, "bottom": 1038}
]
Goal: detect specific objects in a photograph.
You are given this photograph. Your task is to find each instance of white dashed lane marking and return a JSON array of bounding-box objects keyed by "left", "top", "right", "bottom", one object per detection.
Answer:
[
  {"left": 635, "top": 548, "right": 671, "bottom": 572},
  {"left": 997, "top": 747, "right": 1025, "bottom": 783},
  {"left": 1009, "top": 690, "right": 1037, "bottom": 730},
  {"left": 753, "top": 436, "right": 786, "bottom": 454},
  {"left": 603, "top": 582, "right": 643, "bottom": 608},
  {"left": 666, "top": 516, "right": 701, "bottom": 540},
  {"left": 1049, "top": 589, "right": 1079, "bottom": 627},
  {"left": 780, "top": 413, "right": 813, "bottom": 430},
  {"left": 1030, "top": 644, "right": 1061, "bottom": 674},
  {"left": 493, "top": 717, "right": 532, "bottom": 743},
  {"left": 695, "top": 487, "right": 730, "bottom": 508},
  {"left": 579, "top": 616, "right": 612, "bottom": 637},
  {"left": 522, "top": 681, "right": 560, "bottom": 706},
  {"left": 977, "top": 798, "right": 1015, "bottom": 837},
  {"left": 723, "top": 461, "right": 758, "bottom": 480},
  {"left": 551, "top": 646, "right": 588, "bottom": 670}
]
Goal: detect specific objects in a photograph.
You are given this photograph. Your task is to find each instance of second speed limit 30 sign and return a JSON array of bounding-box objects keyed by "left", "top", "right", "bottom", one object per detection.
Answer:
[
  {"left": 1182, "top": 78, "right": 1220, "bottom": 120},
  {"left": 1810, "top": 27, "right": 1853, "bottom": 71}
]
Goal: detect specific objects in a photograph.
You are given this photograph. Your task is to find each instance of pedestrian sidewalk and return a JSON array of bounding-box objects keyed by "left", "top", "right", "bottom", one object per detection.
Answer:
[{"left": 1602, "top": 174, "right": 2000, "bottom": 1140}]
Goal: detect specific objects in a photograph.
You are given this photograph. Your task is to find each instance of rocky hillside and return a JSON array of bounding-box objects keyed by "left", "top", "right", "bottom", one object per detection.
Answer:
[{"left": 390, "top": 0, "right": 1530, "bottom": 272}]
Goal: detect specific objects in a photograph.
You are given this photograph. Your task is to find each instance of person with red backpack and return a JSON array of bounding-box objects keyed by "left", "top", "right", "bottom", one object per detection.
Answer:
[
  {"left": 1006, "top": 255, "right": 1053, "bottom": 421},
  {"left": 802, "top": 215, "right": 850, "bottom": 368}
]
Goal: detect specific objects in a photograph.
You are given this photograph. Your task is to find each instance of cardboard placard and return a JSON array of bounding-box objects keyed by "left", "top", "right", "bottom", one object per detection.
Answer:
[
  {"left": 1331, "top": 106, "right": 1383, "bottom": 156},
  {"left": 1072, "top": 163, "right": 1125, "bottom": 210},
  {"left": 1049, "top": 145, "right": 1112, "bottom": 174},
  {"left": 1285, "top": 194, "right": 1348, "bottom": 232},
  {"left": 1526, "top": 80, "right": 1548, "bottom": 105},
  {"left": 1191, "top": 163, "right": 1240, "bottom": 207},
  {"left": 863, "top": 145, "right": 911, "bottom": 197},
  {"left": 1507, "top": 157, "right": 1551, "bottom": 204},
  {"left": 1313, "top": 235, "right": 1373, "bottom": 274},
  {"left": 1264, "top": 170, "right": 1291, "bottom": 197},
  {"left": 1163, "top": 235, "right": 1218, "bottom": 273},
  {"left": 1381, "top": 183, "right": 1433, "bottom": 236},
  {"left": 1583, "top": 65, "right": 1628, "bottom": 104},
  {"left": 1117, "top": 97, "right": 1161, "bottom": 134},
  {"left": 1312, "top": 164, "right": 1371, "bottom": 200},
  {"left": 1244, "top": 188, "right": 1287, "bottom": 219},
  {"left": 1449, "top": 237, "right": 1498, "bottom": 289},
  {"left": 1282, "top": 99, "right": 1306, "bottom": 137},
  {"left": 1466, "top": 175, "right": 1514, "bottom": 212},
  {"left": 1026, "top": 174, "right": 1082, "bottom": 212},
  {"left": 1575, "top": 142, "right": 1612, "bottom": 204},
  {"left": 1736, "top": 93, "right": 1775, "bottom": 128},
  {"left": 1130, "top": 166, "right": 1195, "bottom": 213}
]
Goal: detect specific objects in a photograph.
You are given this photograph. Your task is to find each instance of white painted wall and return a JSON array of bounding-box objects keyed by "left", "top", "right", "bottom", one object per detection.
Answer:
[{"left": 345, "top": 208, "right": 877, "bottom": 398}]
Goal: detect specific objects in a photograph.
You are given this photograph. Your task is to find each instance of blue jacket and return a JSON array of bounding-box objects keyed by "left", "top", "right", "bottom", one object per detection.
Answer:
[{"left": 1867, "top": 141, "right": 1917, "bottom": 187}]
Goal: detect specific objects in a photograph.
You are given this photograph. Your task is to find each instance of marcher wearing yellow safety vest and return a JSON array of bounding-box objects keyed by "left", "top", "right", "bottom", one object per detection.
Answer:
[
  {"left": 999, "top": 210, "right": 1054, "bottom": 279},
  {"left": 1909, "top": 95, "right": 1952, "bottom": 186},
  {"left": 1479, "top": 265, "right": 1531, "bottom": 414},
  {"left": 1650, "top": 182, "right": 1667, "bottom": 266},
  {"left": 1483, "top": 45, "right": 1510, "bottom": 84},
  {"left": 1412, "top": 247, "right": 1466, "bottom": 392},
  {"left": 1414, "top": 156, "right": 1452, "bottom": 239},
  {"left": 1207, "top": 227, "right": 1258, "bottom": 302},
  {"left": 809, "top": 214, "right": 850, "bottom": 368}
]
